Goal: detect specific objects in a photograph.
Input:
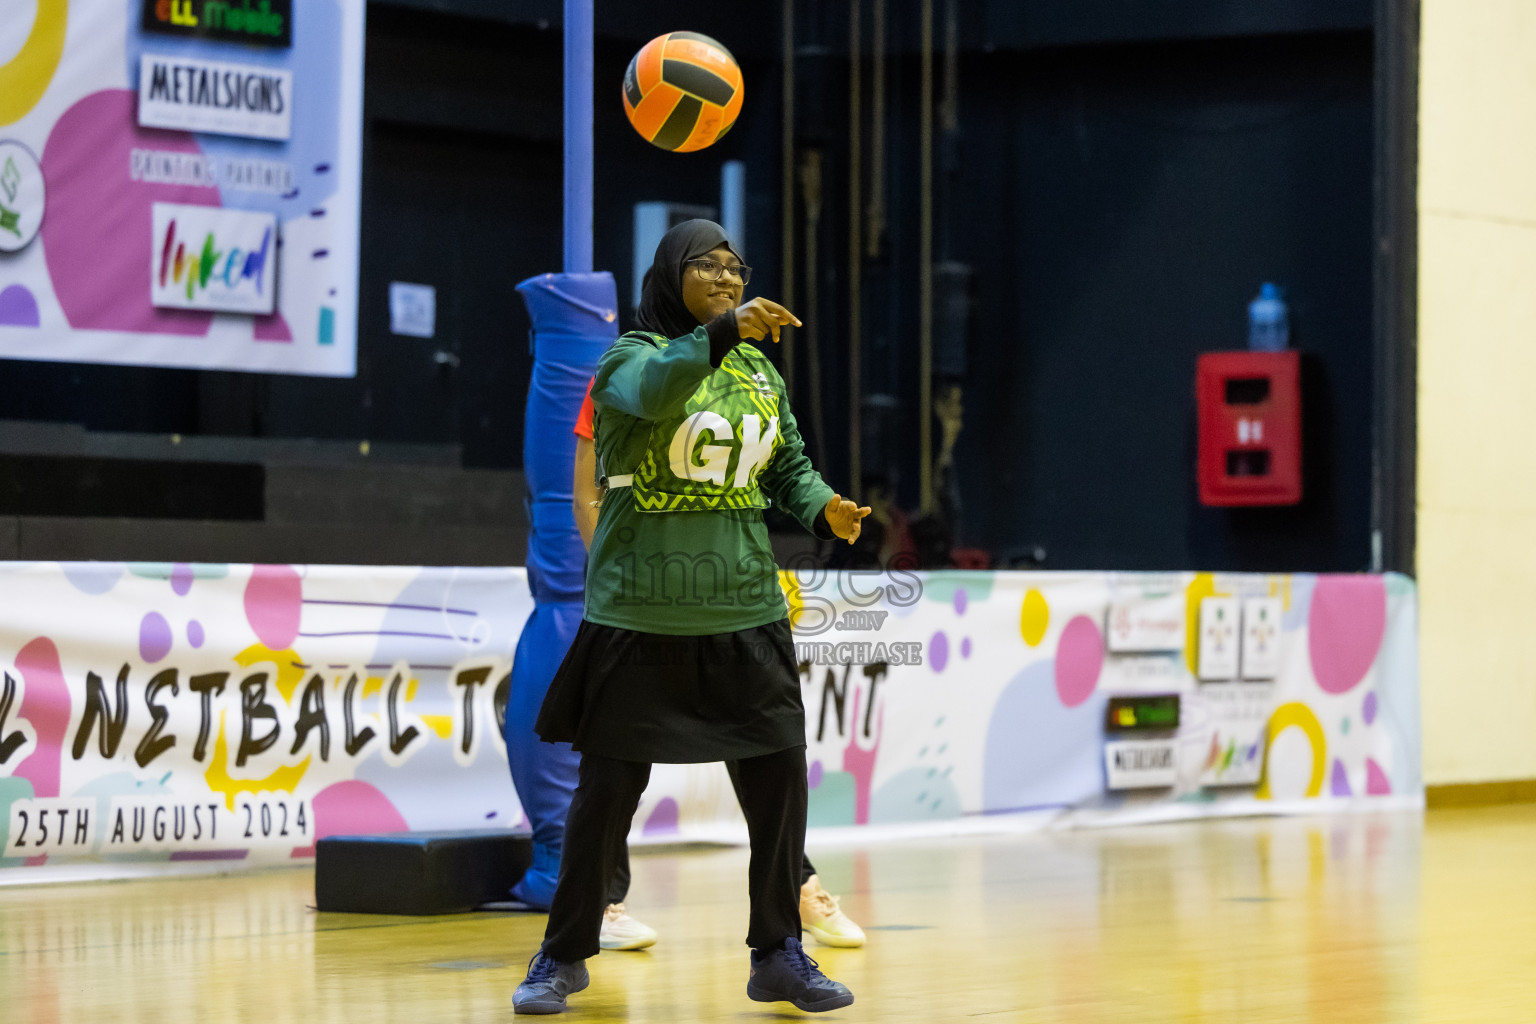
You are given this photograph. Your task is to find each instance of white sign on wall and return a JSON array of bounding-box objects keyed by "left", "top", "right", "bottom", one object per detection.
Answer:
[
  {"left": 389, "top": 282, "right": 437, "bottom": 338},
  {"left": 1104, "top": 739, "right": 1179, "bottom": 789},
  {"left": 1241, "top": 597, "right": 1283, "bottom": 679},
  {"left": 1106, "top": 592, "right": 1186, "bottom": 652},
  {"left": 1198, "top": 596, "right": 1240, "bottom": 680},
  {"left": 150, "top": 203, "right": 277, "bottom": 314},
  {"left": 138, "top": 54, "right": 294, "bottom": 141}
]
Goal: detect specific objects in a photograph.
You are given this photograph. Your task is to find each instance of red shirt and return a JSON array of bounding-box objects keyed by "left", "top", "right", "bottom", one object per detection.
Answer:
[{"left": 574, "top": 377, "right": 596, "bottom": 440}]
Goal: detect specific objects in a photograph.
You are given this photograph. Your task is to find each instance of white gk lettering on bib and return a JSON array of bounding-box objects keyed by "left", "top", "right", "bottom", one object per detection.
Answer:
[
  {"left": 669, "top": 413, "right": 780, "bottom": 487},
  {"left": 631, "top": 343, "right": 787, "bottom": 513}
]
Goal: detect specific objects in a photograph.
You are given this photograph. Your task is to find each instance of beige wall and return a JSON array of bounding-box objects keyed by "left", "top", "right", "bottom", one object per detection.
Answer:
[{"left": 1419, "top": 1, "right": 1536, "bottom": 784}]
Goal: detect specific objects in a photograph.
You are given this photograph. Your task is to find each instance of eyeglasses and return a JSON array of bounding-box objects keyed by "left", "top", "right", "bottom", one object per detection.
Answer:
[{"left": 687, "top": 258, "right": 752, "bottom": 285}]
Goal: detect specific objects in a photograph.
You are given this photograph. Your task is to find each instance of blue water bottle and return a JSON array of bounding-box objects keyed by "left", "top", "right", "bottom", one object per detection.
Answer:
[{"left": 1247, "top": 283, "right": 1289, "bottom": 352}]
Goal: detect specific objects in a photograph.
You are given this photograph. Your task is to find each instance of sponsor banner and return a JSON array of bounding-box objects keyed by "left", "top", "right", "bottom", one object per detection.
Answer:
[
  {"left": 142, "top": 0, "right": 294, "bottom": 49},
  {"left": 138, "top": 54, "right": 293, "bottom": 141},
  {"left": 0, "top": 567, "right": 1420, "bottom": 883},
  {"left": 0, "top": 563, "right": 528, "bottom": 880},
  {"left": 151, "top": 203, "right": 277, "bottom": 314},
  {"left": 0, "top": 0, "right": 361, "bottom": 376}
]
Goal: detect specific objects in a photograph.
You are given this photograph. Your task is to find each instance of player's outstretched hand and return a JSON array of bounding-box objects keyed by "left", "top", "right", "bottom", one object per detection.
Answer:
[
  {"left": 735, "top": 298, "right": 801, "bottom": 344},
  {"left": 825, "top": 494, "right": 873, "bottom": 546}
]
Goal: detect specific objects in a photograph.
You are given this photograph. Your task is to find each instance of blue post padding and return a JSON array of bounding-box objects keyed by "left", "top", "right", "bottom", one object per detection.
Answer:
[
  {"left": 504, "top": 599, "right": 585, "bottom": 910},
  {"left": 506, "top": 270, "right": 617, "bottom": 908},
  {"left": 516, "top": 272, "right": 618, "bottom": 604}
]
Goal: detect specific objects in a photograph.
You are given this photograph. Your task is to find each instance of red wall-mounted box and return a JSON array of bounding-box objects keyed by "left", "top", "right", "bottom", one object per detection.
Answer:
[{"left": 1196, "top": 350, "right": 1302, "bottom": 507}]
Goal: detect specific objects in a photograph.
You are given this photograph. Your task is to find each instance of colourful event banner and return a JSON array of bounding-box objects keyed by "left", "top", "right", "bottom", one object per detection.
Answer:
[
  {"left": 0, "top": 563, "right": 528, "bottom": 881},
  {"left": 0, "top": 564, "right": 1420, "bottom": 884},
  {"left": 0, "top": 0, "right": 362, "bottom": 375}
]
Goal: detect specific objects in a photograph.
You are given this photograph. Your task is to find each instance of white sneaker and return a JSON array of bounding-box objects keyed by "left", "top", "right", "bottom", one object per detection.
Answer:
[
  {"left": 800, "top": 875, "right": 866, "bottom": 948},
  {"left": 599, "top": 902, "right": 658, "bottom": 951}
]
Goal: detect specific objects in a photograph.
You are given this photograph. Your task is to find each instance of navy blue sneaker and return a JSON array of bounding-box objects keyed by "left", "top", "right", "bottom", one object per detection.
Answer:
[
  {"left": 513, "top": 952, "right": 589, "bottom": 1015},
  {"left": 747, "top": 937, "right": 855, "bottom": 1012}
]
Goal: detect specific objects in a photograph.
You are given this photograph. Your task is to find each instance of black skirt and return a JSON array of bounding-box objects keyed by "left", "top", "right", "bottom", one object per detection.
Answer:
[{"left": 535, "top": 618, "right": 807, "bottom": 763}]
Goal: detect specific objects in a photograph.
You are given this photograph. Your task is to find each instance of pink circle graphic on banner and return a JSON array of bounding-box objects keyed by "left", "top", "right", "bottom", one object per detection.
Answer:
[
  {"left": 1308, "top": 576, "right": 1387, "bottom": 694},
  {"left": 254, "top": 311, "right": 293, "bottom": 342},
  {"left": 139, "top": 612, "right": 173, "bottom": 663},
  {"left": 40, "top": 90, "right": 218, "bottom": 335},
  {"left": 171, "top": 563, "right": 194, "bottom": 596},
  {"left": 1366, "top": 758, "right": 1392, "bottom": 795},
  {"left": 13, "top": 638, "right": 69, "bottom": 799},
  {"left": 1054, "top": 615, "right": 1104, "bottom": 707},
  {"left": 244, "top": 565, "right": 303, "bottom": 649},
  {"left": 187, "top": 620, "right": 205, "bottom": 648},
  {"left": 311, "top": 781, "right": 409, "bottom": 841}
]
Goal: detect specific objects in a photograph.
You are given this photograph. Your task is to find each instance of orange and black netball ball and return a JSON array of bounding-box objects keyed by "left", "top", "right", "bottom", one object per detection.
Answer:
[{"left": 623, "top": 31, "right": 744, "bottom": 153}]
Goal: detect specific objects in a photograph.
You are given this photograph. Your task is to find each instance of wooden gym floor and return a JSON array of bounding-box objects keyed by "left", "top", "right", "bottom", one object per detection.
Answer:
[{"left": 4, "top": 805, "right": 1535, "bottom": 1023}]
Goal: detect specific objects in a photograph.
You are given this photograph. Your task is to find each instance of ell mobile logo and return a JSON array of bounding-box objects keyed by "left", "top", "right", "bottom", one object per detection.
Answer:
[
  {"left": 151, "top": 203, "right": 277, "bottom": 315},
  {"left": 142, "top": 0, "right": 293, "bottom": 49}
]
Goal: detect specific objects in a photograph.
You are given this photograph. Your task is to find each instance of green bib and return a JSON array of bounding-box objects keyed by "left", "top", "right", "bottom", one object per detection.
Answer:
[{"left": 626, "top": 335, "right": 785, "bottom": 513}]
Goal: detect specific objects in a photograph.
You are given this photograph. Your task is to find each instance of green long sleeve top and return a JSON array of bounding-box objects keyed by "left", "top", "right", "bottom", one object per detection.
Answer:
[{"left": 584, "top": 323, "right": 835, "bottom": 635}]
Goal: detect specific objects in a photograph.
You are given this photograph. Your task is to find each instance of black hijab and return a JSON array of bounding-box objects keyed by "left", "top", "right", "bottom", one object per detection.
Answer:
[{"left": 634, "top": 218, "right": 742, "bottom": 339}]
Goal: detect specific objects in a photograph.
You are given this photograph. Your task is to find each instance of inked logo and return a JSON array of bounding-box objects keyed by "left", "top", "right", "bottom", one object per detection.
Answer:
[
  {"left": 151, "top": 203, "right": 277, "bottom": 315},
  {"left": 159, "top": 218, "right": 270, "bottom": 302}
]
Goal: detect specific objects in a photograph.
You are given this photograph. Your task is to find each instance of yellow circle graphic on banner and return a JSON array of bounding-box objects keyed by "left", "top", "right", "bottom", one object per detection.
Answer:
[
  {"left": 1183, "top": 572, "right": 1225, "bottom": 676},
  {"left": 778, "top": 570, "right": 805, "bottom": 630},
  {"left": 1019, "top": 587, "right": 1049, "bottom": 646},
  {"left": 1255, "top": 702, "right": 1327, "bottom": 800},
  {"left": 0, "top": 0, "right": 69, "bottom": 128}
]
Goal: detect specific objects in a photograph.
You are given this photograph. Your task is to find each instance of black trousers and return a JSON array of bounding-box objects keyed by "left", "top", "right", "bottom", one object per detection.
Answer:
[
  {"left": 605, "top": 758, "right": 816, "bottom": 905},
  {"left": 543, "top": 745, "right": 809, "bottom": 961}
]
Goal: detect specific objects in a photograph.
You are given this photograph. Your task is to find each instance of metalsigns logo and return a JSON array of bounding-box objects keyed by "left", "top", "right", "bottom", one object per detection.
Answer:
[
  {"left": 138, "top": 54, "right": 293, "bottom": 141},
  {"left": 151, "top": 203, "right": 277, "bottom": 315},
  {"left": 0, "top": 141, "right": 45, "bottom": 254},
  {"left": 1103, "top": 739, "right": 1179, "bottom": 790},
  {"left": 141, "top": 0, "right": 293, "bottom": 49}
]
